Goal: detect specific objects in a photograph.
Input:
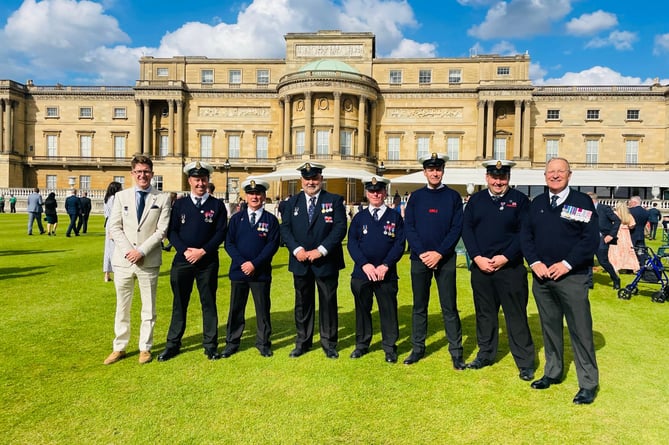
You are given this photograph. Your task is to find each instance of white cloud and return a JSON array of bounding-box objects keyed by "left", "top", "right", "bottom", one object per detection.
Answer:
[
  {"left": 653, "top": 33, "right": 669, "bottom": 55},
  {"left": 490, "top": 40, "right": 518, "bottom": 56},
  {"left": 536, "top": 66, "right": 645, "bottom": 85},
  {"left": 529, "top": 62, "right": 547, "bottom": 83},
  {"left": 585, "top": 30, "right": 637, "bottom": 51},
  {"left": 387, "top": 39, "right": 436, "bottom": 58},
  {"left": 565, "top": 10, "right": 617, "bottom": 36},
  {"left": 467, "top": 0, "right": 572, "bottom": 39}
]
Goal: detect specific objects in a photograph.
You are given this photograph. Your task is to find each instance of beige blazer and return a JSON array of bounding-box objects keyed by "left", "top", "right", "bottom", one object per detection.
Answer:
[{"left": 108, "top": 187, "right": 171, "bottom": 268}]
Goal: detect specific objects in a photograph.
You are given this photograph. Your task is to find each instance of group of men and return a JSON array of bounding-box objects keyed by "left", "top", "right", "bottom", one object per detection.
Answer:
[
  {"left": 101, "top": 153, "right": 602, "bottom": 405},
  {"left": 25, "top": 187, "right": 91, "bottom": 236}
]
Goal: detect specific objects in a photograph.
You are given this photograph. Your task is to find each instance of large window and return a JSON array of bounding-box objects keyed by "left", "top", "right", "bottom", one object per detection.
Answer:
[
  {"left": 256, "top": 135, "right": 269, "bottom": 159},
  {"left": 256, "top": 69, "right": 269, "bottom": 86},
  {"left": 295, "top": 130, "right": 305, "bottom": 155},
  {"left": 586, "top": 109, "right": 600, "bottom": 120},
  {"left": 228, "top": 134, "right": 240, "bottom": 158},
  {"left": 46, "top": 175, "right": 57, "bottom": 189},
  {"left": 387, "top": 136, "right": 400, "bottom": 160},
  {"left": 446, "top": 137, "right": 460, "bottom": 160},
  {"left": 113, "top": 107, "right": 127, "bottom": 119},
  {"left": 340, "top": 130, "right": 352, "bottom": 155},
  {"left": 114, "top": 135, "right": 125, "bottom": 158},
  {"left": 497, "top": 66, "right": 510, "bottom": 76},
  {"left": 79, "top": 134, "right": 92, "bottom": 157},
  {"left": 200, "top": 134, "right": 213, "bottom": 158},
  {"left": 626, "top": 140, "right": 639, "bottom": 165},
  {"left": 46, "top": 107, "right": 59, "bottom": 118},
  {"left": 627, "top": 109, "right": 640, "bottom": 121},
  {"left": 419, "top": 69, "right": 432, "bottom": 85},
  {"left": 586, "top": 139, "right": 599, "bottom": 165},
  {"left": 448, "top": 69, "right": 462, "bottom": 84},
  {"left": 156, "top": 68, "right": 168, "bottom": 77},
  {"left": 316, "top": 130, "right": 329, "bottom": 155},
  {"left": 201, "top": 69, "right": 214, "bottom": 84},
  {"left": 152, "top": 175, "right": 163, "bottom": 191},
  {"left": 159, "top": 134, "right": 168, "bottom": 157},
  {"left": 416, "top": 136, "right": 430, "bottom": 160},
  {"left": 79, "top": 175, "right": 91, "bottom": 190},
  {"left": 47, "top": 134, "right": 58, "bottom": 157},
  {"left": 229, "top": 69, "right": 242, "bottom": 86},
  {"left": 547, "top": 109, "right": 560, "bottom": 120},
  {"left": 113, "top": 176, "right": 125, "bottom": 187},
  {"left": 389, "top": 70, "right": 402, "bottom": 85},
  {"left": 546, "top": 139, "right": 559, "bottom": 161},
  {"left": 493, "top": 138, "right": 507, "bottom": 159},
  {"left": 79, "top": 107, "right": 93, "bottom": 119}
]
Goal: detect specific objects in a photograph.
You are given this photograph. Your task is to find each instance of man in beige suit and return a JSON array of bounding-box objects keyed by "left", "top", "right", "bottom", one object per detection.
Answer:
[{"left": 104, "top": 155, "right": 171, "bottom": 365}]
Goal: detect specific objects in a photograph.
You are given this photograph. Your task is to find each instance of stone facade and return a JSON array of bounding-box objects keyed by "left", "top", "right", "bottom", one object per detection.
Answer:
[{"left": 0, "top": 30, "right": 667, "bottom": 202}]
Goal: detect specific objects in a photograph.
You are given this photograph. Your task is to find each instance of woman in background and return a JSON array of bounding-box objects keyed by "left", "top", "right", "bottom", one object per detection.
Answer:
[
  {"left": 44, "top": 192, "right": 58, "bottom": 235},
  {"left": 103, "top": 181, "right": 123, "bottom": 282},
  {"left": 609, "top": 201, "right": 639, "bottom": 273}
]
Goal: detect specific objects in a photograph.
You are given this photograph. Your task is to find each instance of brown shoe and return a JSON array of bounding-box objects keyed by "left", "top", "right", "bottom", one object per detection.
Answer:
[
  {"left": 103, "top": 350, "right": 126, "bottom": 365},
  {"left": 138, "top": 350, "right": 152, "bottom": 364}
]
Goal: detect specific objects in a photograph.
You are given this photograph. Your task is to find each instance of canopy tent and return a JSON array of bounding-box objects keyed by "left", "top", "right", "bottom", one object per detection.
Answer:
[{"left": 389, "top": 168, "right": 669, "bottom": 188}]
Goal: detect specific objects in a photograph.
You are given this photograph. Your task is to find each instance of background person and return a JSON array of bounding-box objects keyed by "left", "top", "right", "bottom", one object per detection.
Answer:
[
  {"left": 279, "top": 162, "right": 347, "bottom": 359},
  {"left": 609, "top": 202, "right": 639, "bottom": 274},
  {"left": 103, "top": 181, "right": 123, "bottom": 282},
  {"left": 462, "top": 160, "right": 535, "bottom": 381},
  {"left": 587, "top": 192, "right": 621, "bottom": 290},
  {"left": 647, "top": 202, "right": 662, "bottom": 240},
  {"left": 26, "top": 187, "right": 45, "bottom": 235},
  {"left": 77, "top": 191, "right": 92, "bottom": 234},
  {"left": 520, "top": 157, "right": 600, "bottom": 405},
  {"left": 157, "top": 161, "right": 228, "bottom": 362},
  {"left": 43, "top": 192, "right": 58, "bottom": 236},
  {"left": 222, "top": 178, "right": 280, "bottom": 358},
  {"left": 64, "top": 189, "right": 81, "bottom": 237},
  {"left": 9, "top": 194, "right": 17, "bottom": 213},
  {"left": 104, "top": 155, "right": 171, "bottom": 365},
  {"left": 347, "top": 176, "right": 405, "bottom": 364},
  {"left": 403, "top": 153, "right": 465, "bottom": 369}
]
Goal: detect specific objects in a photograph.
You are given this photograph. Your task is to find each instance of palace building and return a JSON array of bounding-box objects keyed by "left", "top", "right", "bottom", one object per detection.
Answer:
[{"left": 1, "top": 30, "right": 668, "bottom": 203}]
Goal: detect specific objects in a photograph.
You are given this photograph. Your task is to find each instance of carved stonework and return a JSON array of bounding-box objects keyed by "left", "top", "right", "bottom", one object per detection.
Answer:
[
  {"left": 198, "top": 107, "right": 271, "bottom": 119},
  {"left": 382, "top": 92, "right": 478, "bottom": 99},
  {"left": 385, "top": 108, "right": 463, "bottom": 120},
  {"left": 295, "top": 44, "right": 364, "bottom": 58}
]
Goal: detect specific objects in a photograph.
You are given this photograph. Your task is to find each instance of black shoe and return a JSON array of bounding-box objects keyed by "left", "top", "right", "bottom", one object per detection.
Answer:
[
  {"left": 613, "top": 282, "right": 621, "bottom": 290},
  {"left": 220, "top": 345, "right": 238, "bottom": 358},
  {"left": 403, "top": 351, "right": 424, "bottom": 365},
  {"left": 157, "top": 348, "right": 180, "bottom": 362},
  {"left": 40, "top": 231, "right": 46, "bottom": 235},
  {"left": 452, "top": 356, "right": 467, "bottom": 370},
  {"left": 519, "top": 367, "right": 535, "bottom": 381},
  {"left": 385, "top": 351, "right": 398, "bottom": 363},
  {"left": 350, "top": 348, "right": 368, "bottom": 359},
  {"left": 573, "top": 387, "right": 598, "bottom": 405},
  {"left": 530, "top": 375, "right": 561, "bottom": 389},
  {"left": 289, "top": 347, "right": 307, "bottom": 358},
  {"left": 204, "top": 349, "right": 221, "bottom": 360},
  {"left": 324, "top": 348, "right": 339, "bottom": 359},
  {"left": 258, "top": 346, "right": 273, "bottom": 357},
  {"left": 466, "top": 357, "right": 493, "bottom": 370}
]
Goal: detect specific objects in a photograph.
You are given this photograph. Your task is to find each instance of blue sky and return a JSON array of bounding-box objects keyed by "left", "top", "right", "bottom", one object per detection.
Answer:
[{"left": 1, "top": 0, "right": 668, "bottom": 86}]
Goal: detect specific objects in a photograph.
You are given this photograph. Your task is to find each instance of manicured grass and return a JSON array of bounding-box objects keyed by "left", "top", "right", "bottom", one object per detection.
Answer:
[{"left": 1, "top": 212, "right": 668, "bottom": 444}]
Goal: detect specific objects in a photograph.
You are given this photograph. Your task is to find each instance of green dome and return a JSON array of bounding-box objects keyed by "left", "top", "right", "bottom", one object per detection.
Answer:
[{"left": 298, "top": 59, "right": 359, "bottom": 74}]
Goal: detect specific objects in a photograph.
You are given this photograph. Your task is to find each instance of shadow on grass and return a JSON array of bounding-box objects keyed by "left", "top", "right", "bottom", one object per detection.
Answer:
[
  {"left": 0, "top": 249, "right": 68, "bottom": 257},
  {"left": 0, "top": 265, "right": 52, "bottom": 280}
]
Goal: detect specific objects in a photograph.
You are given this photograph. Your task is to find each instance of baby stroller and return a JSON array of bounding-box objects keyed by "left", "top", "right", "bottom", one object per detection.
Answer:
[{"left": 617, "top": 246, "right": 669, "bottom": 303}]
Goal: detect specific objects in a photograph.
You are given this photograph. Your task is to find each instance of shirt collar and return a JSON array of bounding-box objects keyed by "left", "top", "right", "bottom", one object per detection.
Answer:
[{"left": 191, "top": 193, "right": 209, "bottom": 205}]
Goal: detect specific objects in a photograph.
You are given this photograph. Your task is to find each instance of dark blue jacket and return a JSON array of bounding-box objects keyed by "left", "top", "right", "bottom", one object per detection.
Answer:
[
  {"left": 280, "top": 190, "right": 347, "bottom": 277},
  {"left": 521, "top": 188, "right": 599, "bottom": 276},
  {"left": 65, "top": 195, "right": 81, "bottom": 216},
  {"left": 225, "top": 209, "right": 280, "bottom": 282},
  {"left": 347, "top": 207, "right": 405, "bottom": 281}
]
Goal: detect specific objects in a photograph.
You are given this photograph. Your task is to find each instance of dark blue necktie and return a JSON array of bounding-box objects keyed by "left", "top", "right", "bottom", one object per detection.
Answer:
[
  {"left": 195, "top": 197, "right": 202, "bottom": 209},
  {"left": 372, "top": 208, "right": 379, "bottom": 221},
  {"left": 550, "top": 195, "right": 558, "bottom": 209},
  {"left": 250, "top": 212, "right": 256, "bottom": 226},
  {"left": 137, "top": 191, "right": 147, "bottom": 222},
  {"left": 308, "top": 197, "right": 316, "bottom": 223}
]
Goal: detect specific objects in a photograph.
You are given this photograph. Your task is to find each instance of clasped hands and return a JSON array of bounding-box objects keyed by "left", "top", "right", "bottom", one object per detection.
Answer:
[
  {"left": 362, "top": 263, "right": 389, "bottom": 281},
  {"left": 295, "top": 248, "right": 323, "bottom": 262},
  {"left": 531, "top": 261, "right": 569, "bottom": 281},
  {"left": 473, "top": 255, "right": 508, "bottom": 273}
]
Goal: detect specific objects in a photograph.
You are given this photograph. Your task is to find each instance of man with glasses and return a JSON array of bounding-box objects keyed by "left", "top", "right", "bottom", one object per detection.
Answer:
[
  {"left": 521, "top": 157, "right": 600, "bottom": 404},
  {"left": 104, "top": 155, "right": 171, "bottom": 365}
]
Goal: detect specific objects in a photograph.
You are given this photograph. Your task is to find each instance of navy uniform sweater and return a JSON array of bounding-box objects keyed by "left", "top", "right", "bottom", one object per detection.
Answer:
[
  {"left": 347, "top": 207, "right": 406, "bottom": 281},
  {"left": 404, "top": 185, "right": 463, "bottom": 261},
  {"left": 168, "top": 196, "right": 227, "bottom": 266},
  {"left": 462, "top": 188, "right": 529, "bottom": 267},
  {"left": 520, "top": 188, "right": 599, "bottom": 275},
  {"left": 225, "top": 209, "right": 280, "bottom": 282}
]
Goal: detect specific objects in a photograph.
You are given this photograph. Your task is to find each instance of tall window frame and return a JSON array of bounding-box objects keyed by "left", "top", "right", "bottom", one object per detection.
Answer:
[
  {"left": 316, "top": 130, "right": 329, "bottom": 155},
  {"left": 387, "top": 135, "right": 401, "bottom": 161}
]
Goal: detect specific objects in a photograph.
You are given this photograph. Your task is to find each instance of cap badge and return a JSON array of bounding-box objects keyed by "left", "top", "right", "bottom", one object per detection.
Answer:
[
  {"left": 371, "top": 177, "right": 377, "bottom": 185},
  {"left": 195, "top": 161, "right": 201, "bottom": 169},
  {"left": 250, "top": 180, "right": 256, "bottom": 188},
  {"left": 496, "top": 161, "right": 502, "bottom": 169}
]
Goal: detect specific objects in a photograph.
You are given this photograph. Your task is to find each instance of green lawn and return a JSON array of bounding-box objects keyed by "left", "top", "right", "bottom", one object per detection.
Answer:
[{"left": 1, "top": 212, "right": 668, "bottom": 444}]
